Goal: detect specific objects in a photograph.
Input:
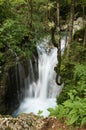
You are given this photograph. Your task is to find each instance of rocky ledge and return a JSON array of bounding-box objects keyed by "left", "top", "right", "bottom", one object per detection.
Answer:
[
  {"left": 0, "top": 113, "right": 86, "bottom": 130},
  {"left": 0, "top": 113, "right": 44, "bottom": 130}
]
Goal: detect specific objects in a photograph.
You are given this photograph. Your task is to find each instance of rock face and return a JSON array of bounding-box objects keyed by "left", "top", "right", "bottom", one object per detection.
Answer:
[
  {"left": 0, "top": 86, "right": 6, "bottom": 114},
  {"left": 5, "top": 58, "right": 38, "bottom": 115},
  {"left": 0, "top": 55, "right": 38, "bottom": 115}
]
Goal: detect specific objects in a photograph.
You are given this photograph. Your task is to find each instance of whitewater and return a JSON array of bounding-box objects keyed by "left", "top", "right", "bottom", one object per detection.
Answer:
[{"left": 13, "top": 36, "right": 66, "bottom": 117}]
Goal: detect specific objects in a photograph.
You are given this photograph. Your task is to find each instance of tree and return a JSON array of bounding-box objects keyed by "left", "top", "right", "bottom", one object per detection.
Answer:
[
  {"left": 27, "top": 0, "right": 33, "bottom": 29},
  {"left": 67, "top": 0, "right": 75, "bottom": 58},
  {"left": 76, "top": 0, "right": 86, "bottom": 47},
  {"left": 56, "top": 0, "right": 62, "bottom": 85},
  {"left": 81, "top": 0, "right": 86, "bottom": 47},
  {"left": 49, "top": 0, "right": 57, "bottom": 47},
  {"left": 83, "top": 25, "right": 86, "bottom": 47}
]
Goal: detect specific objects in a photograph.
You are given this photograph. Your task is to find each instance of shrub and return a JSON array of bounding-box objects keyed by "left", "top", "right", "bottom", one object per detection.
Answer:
[{"left": 48, "top": 94, "right": 86, "bottom": 126}]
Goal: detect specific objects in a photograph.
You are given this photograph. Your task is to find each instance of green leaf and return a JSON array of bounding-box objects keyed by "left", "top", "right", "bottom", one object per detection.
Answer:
[
  {"left": 63, "top": 100, "right": 73, "bottom": 108},
  {"left": 37, "top": 110, "right": 43, "bottom": 116},
  {"left": 81, "top": 117, "right": 86, "bottom": 126},
  {"left": 0, "top": 0, "right": 4, "bottom": 5},
  {"left": 67, "top": 114, "right": 79, "bottom": 125}
]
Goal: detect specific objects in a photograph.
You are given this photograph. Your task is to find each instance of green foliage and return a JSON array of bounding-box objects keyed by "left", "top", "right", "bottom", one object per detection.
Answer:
[
  {"left": 58, "top": 40, "right": 86, "bottom": 104},
  {"left": 0, "top": 0, "right": 4, "bottom": 5},
  {"left": 37, "top": 110, "right": 43, "bottom": 116},
  {"left": 0, "top": 0, "right": 54, "bottom": 82},
  {"left": 53, "top": 39, "right": 86, "bottom": 127},
  {"left": 74, "top": 64, "right": 86, "bottom": 81},
  {"left": 73, "top": 28, "right": 85, "bottom": 42},
  {"left": 11, "top": 0, "right": 26, "bottom": 5},
  {"left": 0, "top": 0, "right": 35, "bottom": 84},
  {"left": 58, "top": 63, "right": 86, "bottom": 103},
  {"left": 48, "top": 96, "right": 86, "bottom": 126}
]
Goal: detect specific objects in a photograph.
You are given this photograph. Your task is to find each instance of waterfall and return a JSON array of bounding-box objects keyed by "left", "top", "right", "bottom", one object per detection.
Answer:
[{"left": 13, "top": 36, "right": 66, "bottom": 117}]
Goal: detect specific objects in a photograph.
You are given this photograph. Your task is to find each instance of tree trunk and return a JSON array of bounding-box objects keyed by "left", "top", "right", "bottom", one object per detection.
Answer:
[
  {"left": 67, "top": 0, "right": 74, "bottom": 58},
  {"left": 49, "top": 0, "right": 57, "bottom": 47},
  {"left": 83, "top": 26, "right": 86, "bottom": 47},
  {"left": 56, "top": 0, "right": 61, "bottom": 85},
  {"left": 82, "top": 6, "right": 86, "bottom": 47},
  {"left": 51, "top": 27, "right": 57, "bottom": 47}
]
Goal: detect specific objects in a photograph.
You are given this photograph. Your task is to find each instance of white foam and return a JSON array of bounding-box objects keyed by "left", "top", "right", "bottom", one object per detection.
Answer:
[{"left": 14, "top": 37, "right": 66, "bottom": 117}]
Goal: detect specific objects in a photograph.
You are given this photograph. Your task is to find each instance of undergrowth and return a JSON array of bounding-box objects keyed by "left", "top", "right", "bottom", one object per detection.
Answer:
[{"left": 48, "top": 41, "right": 86, "bottom": 127}]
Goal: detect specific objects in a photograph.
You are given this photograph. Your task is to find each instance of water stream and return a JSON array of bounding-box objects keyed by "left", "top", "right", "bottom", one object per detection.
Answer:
[{"left": 13, "top": 37, "right": 66, "bottom": 117}]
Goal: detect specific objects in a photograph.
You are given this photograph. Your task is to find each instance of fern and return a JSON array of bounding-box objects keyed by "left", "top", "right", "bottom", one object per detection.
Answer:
[
  {"left": 66, "top": 114, "right": 79, "bottom": 125},
  {"left": 48, "top": 96, "right": 86, "bottom": 126},
  {"left": 81, "top": 117, "right": 86, "bottom": 126}
]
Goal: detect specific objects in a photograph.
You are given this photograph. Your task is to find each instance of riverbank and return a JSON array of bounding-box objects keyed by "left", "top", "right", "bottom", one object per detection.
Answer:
[{"left": 0, "top": 113, "right": 86, "bottom": 130}]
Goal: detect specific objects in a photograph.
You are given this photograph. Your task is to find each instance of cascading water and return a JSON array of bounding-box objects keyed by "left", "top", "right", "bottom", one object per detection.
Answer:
[{"left": 13, "top": 36, "right": 66, "bottom": 117}]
